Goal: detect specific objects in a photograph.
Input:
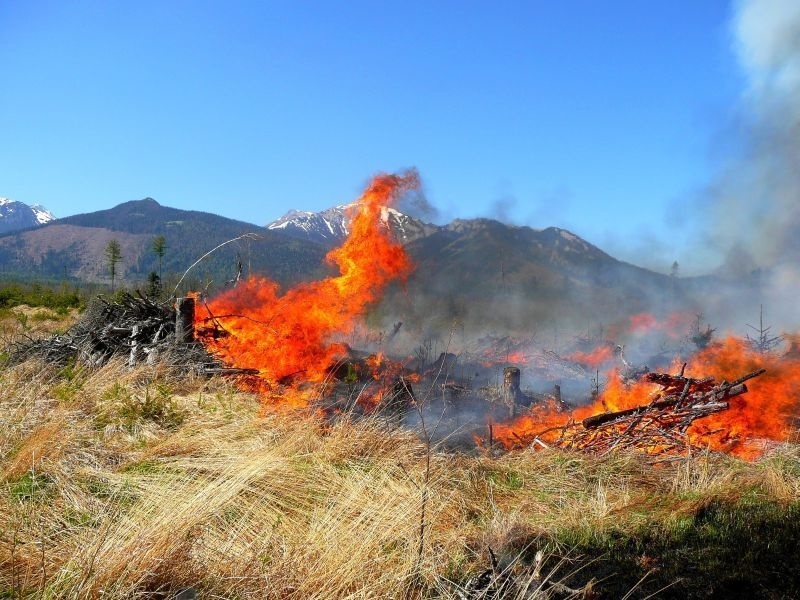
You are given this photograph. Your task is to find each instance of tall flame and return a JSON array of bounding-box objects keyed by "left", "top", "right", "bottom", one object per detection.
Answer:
[{"left": 197, "top": 172, "right": 418, "bottom": 406}]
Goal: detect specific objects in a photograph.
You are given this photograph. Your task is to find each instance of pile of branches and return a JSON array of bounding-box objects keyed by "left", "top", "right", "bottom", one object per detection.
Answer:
[
  {"left": 8, "top": 292, "right": 226, "bottom": 374},
  {"left": 508, "top": 366, "right": 766, "bottom": 458}
]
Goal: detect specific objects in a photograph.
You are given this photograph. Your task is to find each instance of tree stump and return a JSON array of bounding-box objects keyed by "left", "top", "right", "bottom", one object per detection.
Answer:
[{"left": 175, "top": 297, "right": 195, "bottom": 344}]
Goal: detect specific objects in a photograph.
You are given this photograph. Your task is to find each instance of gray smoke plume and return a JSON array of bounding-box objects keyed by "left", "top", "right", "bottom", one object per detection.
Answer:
[
  {"left": 710, "top": 0, "right": 800, "bottom": 269},
  {"left": 696, "top": 0, "right": 800, "bottom": 331}
]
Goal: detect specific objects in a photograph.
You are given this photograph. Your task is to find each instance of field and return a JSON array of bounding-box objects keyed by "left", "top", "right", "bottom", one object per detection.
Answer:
[{"left": 1, "top": 305, "right": 799, "bottom": 599}]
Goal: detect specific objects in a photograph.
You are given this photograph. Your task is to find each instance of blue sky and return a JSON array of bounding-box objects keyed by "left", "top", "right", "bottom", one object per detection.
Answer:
[{"left": 1, "top": 1, "right": 743, "bottom": 269}]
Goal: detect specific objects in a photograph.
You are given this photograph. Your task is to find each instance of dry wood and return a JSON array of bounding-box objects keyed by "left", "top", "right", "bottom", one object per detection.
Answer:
[{"left": 8, "top": 292, "right": 247, "bottom": 379}]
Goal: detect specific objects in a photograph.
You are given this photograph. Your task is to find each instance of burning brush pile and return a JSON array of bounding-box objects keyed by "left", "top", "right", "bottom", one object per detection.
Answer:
[
  {"left": 491, "top": 335, "right": 800, "bottom": 461},
  {"left": 10, "top": 171, "right": 800, "bottom": 465},
  {"left": 492, "top": 366, "right": 767, "bottom": 460}
]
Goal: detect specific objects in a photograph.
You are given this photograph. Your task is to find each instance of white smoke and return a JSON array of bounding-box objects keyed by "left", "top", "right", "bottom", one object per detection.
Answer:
[
  {"left": 736, "top": 0, "right": 800, "bottom": 97},
  {"left": 696, "top": 0, "right": 800, "bottom": 331},
  {"left": 709, "top": 0, "right": 800, "bottom": 269}
]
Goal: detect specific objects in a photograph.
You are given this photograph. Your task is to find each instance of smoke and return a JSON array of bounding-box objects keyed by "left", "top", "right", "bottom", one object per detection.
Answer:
[
  {"left": 488, "top": 187, "right": 573, "bottom": 229},
  {"left": 678, "top": 0, "right": 800, "bottom": 332},
  {"left": 382, "top": 1, "right": 800, "bottom": 348},
  {"left": 490, "top": 194, "right": 517, "bottom": 224},
  {"left": 709, "top": 0, "right": 800, "bottom": 269},
  {"left": 394, "top": 172, "right": 439, "bottom": 222}
]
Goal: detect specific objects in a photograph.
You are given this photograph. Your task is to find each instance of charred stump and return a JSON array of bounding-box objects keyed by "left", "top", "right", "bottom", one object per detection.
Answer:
[{"left": 503, "top": 366, "right": 522, "bottom": 416}]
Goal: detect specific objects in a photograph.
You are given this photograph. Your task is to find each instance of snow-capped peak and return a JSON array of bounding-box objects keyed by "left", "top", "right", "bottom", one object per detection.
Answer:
[
  {"left": 266, "top": 204, "right": 437, "bottom": 246},
  {"left": 267, "top": 205, "right": 351, "bottom": 244},
  {"left": 31, "top": 204, "right": 56, "bottom": 224},
  {"left": 0, "top": 197, "right": 56, "bottom": 233}
]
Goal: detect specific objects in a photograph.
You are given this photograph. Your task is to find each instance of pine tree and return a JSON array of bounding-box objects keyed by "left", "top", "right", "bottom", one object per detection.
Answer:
[
  {"left": 690, "top": 313, "right": 715, "bottom": 350},
  {"left": 105, "top": 239, "right": 122, "bottom": 293},
  {"left": 746, "top": 304, "right": 783, "bottom": 353},
  {"left": 152, "top": 235, "right": 166, "bottom": 280}
]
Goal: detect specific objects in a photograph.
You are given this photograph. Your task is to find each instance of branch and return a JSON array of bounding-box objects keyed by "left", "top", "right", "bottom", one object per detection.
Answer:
[{"left": 171, "top": 233, "right": 262, "bottom": 297}]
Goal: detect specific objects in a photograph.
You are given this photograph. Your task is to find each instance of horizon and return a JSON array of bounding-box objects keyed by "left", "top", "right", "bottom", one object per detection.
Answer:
[{"left": 2, "top": 1, "right": 798, "bottom": 276}]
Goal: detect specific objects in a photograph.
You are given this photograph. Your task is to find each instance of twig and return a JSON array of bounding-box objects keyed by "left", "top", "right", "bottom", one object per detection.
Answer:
[{"left": 171, "top": 233, "right": 262, "bottom": 297}]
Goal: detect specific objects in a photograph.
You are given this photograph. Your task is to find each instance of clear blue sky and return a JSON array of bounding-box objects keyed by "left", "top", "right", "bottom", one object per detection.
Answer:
[{"left": 1, "top": 1, "right": 742, "bottom": 267}]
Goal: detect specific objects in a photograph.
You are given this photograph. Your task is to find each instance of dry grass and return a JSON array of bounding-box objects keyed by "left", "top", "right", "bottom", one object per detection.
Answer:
[
  {"left": 0, "top": 305, "right": 79, "bottom": 346},
  {"left": 0, "top": 355, "right": 798, "bottom": 598}
]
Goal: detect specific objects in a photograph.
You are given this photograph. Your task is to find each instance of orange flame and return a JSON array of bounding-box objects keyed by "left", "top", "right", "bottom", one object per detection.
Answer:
[
  {"left": 491, "top": 337, "right": 800, "bottom": 460},
  {"left": 197, "top": 172, "right": 418, "bottom": 407},
  {"left": 479, "top": 346, "right": 530, "bottom": 368},
  {"left": 606, "top": 311, "right": 693, "bottom": 339},
  {"left": 567, "top": 345, "right": 615, "bottom": 368},
  {"left": 684, "top": 337, "right": 800, "bottom": 459}
]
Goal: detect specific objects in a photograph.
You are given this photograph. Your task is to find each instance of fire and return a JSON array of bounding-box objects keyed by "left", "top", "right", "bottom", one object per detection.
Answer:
[
  {"left": 607, "top": 311, "right": 693, "bottom": 339},
  {"left": 196, "top": 172, "right": 418, "bottom": 407},
  {"left": 490, "top": 370, "right": 658, "bottom": 449},
  {"left": 568, "top": 345, "right": 614, "bottom": 368},
  {"left": 477, "top": 338, "right": 533, "bottom": 368},
  {"left": 491, "top": 337, "right": 800, "bottom": 460},
  {"left": 684, "top": 337, "right": 800, "bottom": 459},
  {"left": 506, "top": 351, "right": 528, "bottom": 364}
]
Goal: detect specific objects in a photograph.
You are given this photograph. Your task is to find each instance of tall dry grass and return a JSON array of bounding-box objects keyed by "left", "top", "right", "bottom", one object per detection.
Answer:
[{"left": 0, "top": 354, "right": 798, "bottom": 598}]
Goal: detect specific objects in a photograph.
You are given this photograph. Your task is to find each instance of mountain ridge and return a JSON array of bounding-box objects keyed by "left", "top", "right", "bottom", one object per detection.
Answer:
[
  {"left": 0, "top": 198, "right": 328, "bottom": 291},
  {"left": 0, "top": 197, "right": 703, "bottom": 333}
]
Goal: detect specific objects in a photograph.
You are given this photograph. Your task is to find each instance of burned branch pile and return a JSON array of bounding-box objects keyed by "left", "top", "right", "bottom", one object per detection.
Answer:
[
  {"left": 506, "top": 367, "right": 766, "bottom": 458},
  {"left": 8, "top": 292, "right": 228, "bottom": 375}
]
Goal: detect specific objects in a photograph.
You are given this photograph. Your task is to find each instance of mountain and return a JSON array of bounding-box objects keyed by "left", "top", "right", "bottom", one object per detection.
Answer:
[
  {"left": 0, "top": 198, "right": 328, "bottom": 290},
  {"left": 267, "top": 204, "right": 437, "bottom": 246},
  {"left": 0, "top": 196, "right": 701, "bottom": 334},
  {"left": 381, "top": 217, "right": 682, "bottom": 333},
  {"left": 268, "top": 203, "right": 688, "bottom": 331},
  {"left": 0, "top": 198, "right": 55, "bottom": 234},
  {"left": 267, "top": 206, "right": 350, "bottom": 245}
]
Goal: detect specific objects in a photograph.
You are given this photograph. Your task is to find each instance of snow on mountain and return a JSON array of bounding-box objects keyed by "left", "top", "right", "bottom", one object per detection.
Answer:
[
  {"left": 0, "top": 197, "right": 55, "bottom": 234},
  {"left": 267, "top": 205, "right": 350, "bottom": 245},
  {"left": 31, "top": 204, "right": 56, "bottom": 225},
  {"left": 266, "top": 204, "right": 436, "bottom": 246}
]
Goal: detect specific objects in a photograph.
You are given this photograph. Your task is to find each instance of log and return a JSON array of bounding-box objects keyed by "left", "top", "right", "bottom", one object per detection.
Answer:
[
  {"left": 582, "top": 398, "right": 679, "bottom": 429},
  {"left": 582, "top": 383, "right": 750, "bottom": 429},
  {"left": 203, "top": 367, "right": 260, "bottom": 376}
]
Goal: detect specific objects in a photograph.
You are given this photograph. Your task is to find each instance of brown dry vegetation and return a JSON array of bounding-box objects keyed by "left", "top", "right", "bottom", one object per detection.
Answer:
[
  {"left": 0, "top": 322, "right": 799, "bottom": 598},
  {"left": 0, "top": 305, "right": 80, "bottom": 347}
]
